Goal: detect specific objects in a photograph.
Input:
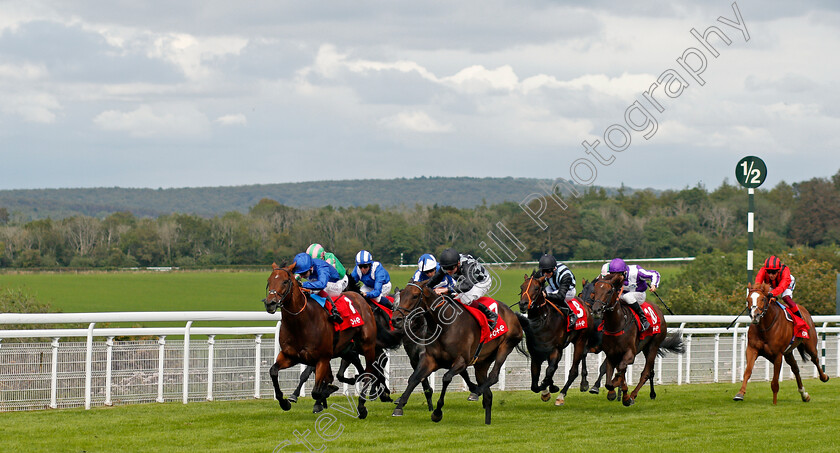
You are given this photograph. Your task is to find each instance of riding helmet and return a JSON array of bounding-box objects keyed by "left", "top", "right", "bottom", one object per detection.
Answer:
[
  {"left": 439, "top": 248, "right": 460, "bottom": 270},
  {"left": 538, "top": 254, "right": 557, "bottom": 271},
  {"left": 764, "top": 255, "right": 782, "bottom": 270},
  {"left": 306, "top": 243, "right": 326, "bottom": 260},
  {"left": 417, "top": 253, "right": 438, "bottom": 272},
  {"left": 355, "top": 250, "right": 373, "bottom": 265},
  {"left": 608, "top": 257, "right": 628, "bottom": 273},
  {"left": 293, "top": 253, "right": 313, "bottom": 274}
]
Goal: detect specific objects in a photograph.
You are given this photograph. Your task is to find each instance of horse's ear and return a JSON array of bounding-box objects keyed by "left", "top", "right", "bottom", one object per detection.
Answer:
[
  {"left": 284, "top": 261, "right": 296, "bottom": 272},
  {"left": 523, "top": 273, "right": 528, "bottom": 279},
  {"left": 271, "top": 262, "right": 279, "bottom": 270},
  {"left": 582, "top": 278, "right": 588, "bottom": 285}
]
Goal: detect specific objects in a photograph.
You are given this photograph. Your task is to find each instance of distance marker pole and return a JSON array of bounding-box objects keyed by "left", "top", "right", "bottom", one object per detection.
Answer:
[{"left": 747, "top": 188, "right": 754, "bottom": 283}]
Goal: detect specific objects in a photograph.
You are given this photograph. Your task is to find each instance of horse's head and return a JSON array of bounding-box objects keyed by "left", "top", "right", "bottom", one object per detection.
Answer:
[
  {"left": 392, "top": 281, "right": 433, "bottom": 330},
  {"left": 746, "top": 282, "right": 774, "bottom": 324},
  {"left": 519, "top": 271, "right": 545, "bottom": 312},
  {"left": 590, "top": 273, "right": 622, "bottom": 318},
  {"left": 263, "top": 262, "right": 296, "bottom": 314}
]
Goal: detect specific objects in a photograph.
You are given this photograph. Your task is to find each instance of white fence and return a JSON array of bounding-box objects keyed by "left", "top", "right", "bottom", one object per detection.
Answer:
[{"left": 1, "top": 312, "right": 839, "bottom": 411}]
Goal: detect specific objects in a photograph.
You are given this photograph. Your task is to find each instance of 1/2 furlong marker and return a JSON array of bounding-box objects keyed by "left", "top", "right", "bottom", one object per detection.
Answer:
[{"left": 735, "top": 156, "right": 767, "bottom": 282}]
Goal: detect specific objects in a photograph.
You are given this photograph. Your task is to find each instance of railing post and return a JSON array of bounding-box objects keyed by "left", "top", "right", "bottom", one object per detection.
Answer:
[
  {"left": 741, "top": 332, "right": 747, "bottom": 381},
  {"left": 836, "top": 333, "right": 840, "bottom": 378},
  {"left": 499, "top": 360, "right": 506, "bottom": 390},
  {"left": 731, "top": 324, "right": 739, "bottom": 383},
  {"left": 105, "top": 336, "right": 114, "bottom": 406},
  {"left": 819, "top": 322, "right": 828, "bottom": 376},
  {"left": 656, "top": 356, "right": 662, "bottom": 384},
  {"left": 84, "top": 322, "right": 95, "bottom": 410},
  {"left": 254, "top": 334, "right": 263, "bottom": 399},
  {"left": 384, "top": 350, "right": 391, "bottom": 391},
  {"left": 183, "top": 321, "right": 192, "bottom": 405},
  {"left": 274, "top": 321, "right": 282, "bottom": 359},
  {"left": 50, "top": 337, "right": 60, "bottom": 409},
  {"left": 157, "top": 336, "right": 166, "bottom": 403},
  {"left": 627, "top": 364, "right": 633, "bottom": 386},
  {"left": 206, "top": 335, "right": 215, "bottom": 402},
  {"left": 685, "top": 334, "right": 692, "bottom": 384},
  {"left": 713, "top": 333, "right": 720, "bottom": 383},
  {"left": 564, "top": 344, "right": 571, "bottom": 382},
  {"left": 299, "top": 363, "right": 307, "bottom": 397}
]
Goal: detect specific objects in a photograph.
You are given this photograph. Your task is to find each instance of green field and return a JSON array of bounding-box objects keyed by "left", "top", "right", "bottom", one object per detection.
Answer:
[
  {"left": 0, "top": 265, "right": 683, "bottom": 313},
  {"left": 1, "top": 379, "right": 836, "bottom": 452}
]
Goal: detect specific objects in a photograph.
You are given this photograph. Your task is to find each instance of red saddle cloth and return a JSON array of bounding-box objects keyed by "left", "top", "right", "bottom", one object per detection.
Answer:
[
  {"left": 783, "top": 306, "right": 810, "bottom": 339},
  {"left": 629, "top": 302, "right": 662, "bottom": 340},
  {"left": 567, "top": 298, "right": 589, "bottom": 332},
  {"left": 461, "top": 296, "right": 508, "bottom": 343},
  {"left": 323, "top": 293, "right": 364, "bottom": 332},
  {"left": 369, "top": 295, "right": 394, "bottom": 329}
]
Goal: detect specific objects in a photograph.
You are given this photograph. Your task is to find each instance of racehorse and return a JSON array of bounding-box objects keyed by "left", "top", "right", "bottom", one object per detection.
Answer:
[
  {"left": 263, "top": 262, "right": 383, "bottom": 418},
  {"left": 518, "top": 272, "right": 599, "bottom": 406},
  {"left": 734, "top": 282, "right": 829, "bottom": 404},
  {"left": 589, "top": 272, "right": 685, "bottom": 406},
  {"left": 390, "top": 281, "right": 524, "bottom": 424}
]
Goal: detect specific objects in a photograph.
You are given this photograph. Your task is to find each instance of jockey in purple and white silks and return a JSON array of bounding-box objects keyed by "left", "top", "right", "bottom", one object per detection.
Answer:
[
  {"left": 412, "top": 253, "right": 456, "bottom": 289},
  {"left": 350, "top": 250, "right": 392, "bottom": 307},
  {"left": 602, "top": 258, "right": 660, "bottom": 331}
]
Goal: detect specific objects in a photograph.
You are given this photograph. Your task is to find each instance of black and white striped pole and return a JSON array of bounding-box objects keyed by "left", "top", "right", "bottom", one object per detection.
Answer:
[{"left": 736, "top": 156, "right": 767, "bottom": 282}]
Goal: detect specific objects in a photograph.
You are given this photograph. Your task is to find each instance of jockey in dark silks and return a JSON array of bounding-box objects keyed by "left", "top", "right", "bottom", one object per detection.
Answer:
[
  {"left": 428, "top": 248, "right": 498, "bottom": 330},
  {"left": 755, "top": 255, "right": 801, "bottom": 319},
  {"left": 538, "top": 254, "right": 578, "bottom": 329}
]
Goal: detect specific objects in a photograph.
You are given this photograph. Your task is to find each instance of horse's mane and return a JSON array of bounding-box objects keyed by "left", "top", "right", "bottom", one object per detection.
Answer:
[
  {"left": 530, "top": 269, "right": 541, "bottom": 279},
  {"left": 605, "top": 272, "right": 624, "bottom": 288}
]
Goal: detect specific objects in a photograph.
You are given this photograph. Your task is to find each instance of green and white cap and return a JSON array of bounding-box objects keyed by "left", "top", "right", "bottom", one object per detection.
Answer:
[{"left": 306, "top": 243, "right": 326, "bottom": 260}]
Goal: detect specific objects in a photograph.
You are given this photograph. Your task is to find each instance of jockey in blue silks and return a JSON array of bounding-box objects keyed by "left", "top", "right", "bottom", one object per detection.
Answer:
[
  {"left": 293, "top": 252, "right": 343, "bottom": 323},
  {"left": 412, "top": 253, "right": 455, "bottom": 289},
  {"left": 350, "top": 250, "right": 393, "bottom": 308}
]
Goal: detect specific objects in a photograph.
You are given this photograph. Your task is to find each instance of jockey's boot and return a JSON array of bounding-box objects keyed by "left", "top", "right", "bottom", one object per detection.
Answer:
[
  {"left": 629, "top": 302, "right": 651, "bottom": 331},
  {"left": 476, "top": 304, "right": 498, "bottom": 330},
  {"left": 783, "top": 296, "right": 803, "bottom": 319},
  {"left": 323, "top": 304, "right": 342, "bottom": 323},
  {"left": 564, "top": 303, "right": 578, "bottom": 329},
  {"left": 377, "top": 297, "right": 394, "bottom": 310}
]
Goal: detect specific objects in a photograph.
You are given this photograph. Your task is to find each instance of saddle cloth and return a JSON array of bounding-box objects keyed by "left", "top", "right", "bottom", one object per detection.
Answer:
[
  {"left": 567, "top": 298, "right": 589, "bottom": 332},
  {"left": 461, "top": 296, "right": 508, "bottom": 343},
  {"left": 776, "top": 301, "right": 810, "bottom": 339},
  {"left": 311, "top": 292, "right": 364, "bottom": 331}
]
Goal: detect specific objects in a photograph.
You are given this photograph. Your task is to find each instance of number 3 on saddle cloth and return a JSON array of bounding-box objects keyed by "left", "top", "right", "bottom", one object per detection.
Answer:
[
  {"left": 567, "top": 298, "right": 589, "bottom": 332},
  {"left": 309, "top": 291, "right": 365, "bottom": 332},
  {"left": 775, "top": 300, "right": 810, "bottom": 340},
  {"left": 461, "top": 296, "right": 508, "bottom": 343},
  {"left": 600, "top": 301, "right": 662, "bottom": 339}
]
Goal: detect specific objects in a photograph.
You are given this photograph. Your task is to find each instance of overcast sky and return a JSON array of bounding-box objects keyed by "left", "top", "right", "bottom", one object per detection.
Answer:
[{"left": 1, "top": 1, "right": 838, "bottom": 191}]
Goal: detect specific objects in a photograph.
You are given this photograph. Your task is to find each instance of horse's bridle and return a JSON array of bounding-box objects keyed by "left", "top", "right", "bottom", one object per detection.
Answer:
[
  {"left": 747, "top": 289, "right": 778, "bottom": 331},
  {"left": 592, "top": 280, "right": 619, "bottom": 314},
  {"left": 265, "top": 267, "right": 307, "bottom": 316}
]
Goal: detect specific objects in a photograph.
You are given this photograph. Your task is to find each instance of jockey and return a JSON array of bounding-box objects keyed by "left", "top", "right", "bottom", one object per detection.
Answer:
[
  {"left": 293, "top": 252, "right": 343, "bottom": 323},
  {"left": 538, "top": 254, "right": 578, "bottom": 329},
  {"left": 306, "top": 243, "right": 346, "bottom": 279},
  {"left": 350, "top": 250, "right": 393, "bottom": 308},
  {"left": 755, "top": 255, "right": 800, "bottom": 319},
  {"left": 428, "top": 248, "right": 497, "bottom": 330},
  {"left": 412, "top": 253, "right": 455, "bottom": 289},
  {"left": 603, "top": 258, "right": 660, "bottom": 332}
]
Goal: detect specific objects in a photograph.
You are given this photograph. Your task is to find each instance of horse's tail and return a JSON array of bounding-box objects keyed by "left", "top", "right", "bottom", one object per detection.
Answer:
[
  {"left": 797, "top": 343, "right": 811, "bottom": 362},
  {"left": 374, "top": 311, "right": 403, "bottom": 350},
  {"left": 657, "top": 330, "right": 686, "bottom": 357},
  {"left": 514, "top": 313, "right": 531, "bottom": 359}
]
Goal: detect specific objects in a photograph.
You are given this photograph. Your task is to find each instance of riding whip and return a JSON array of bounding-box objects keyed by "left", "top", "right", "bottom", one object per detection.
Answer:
[
  {"left": 726, "top": 305, "right": 749, "bottom": 330},
  {"left": 651, "top": 290, "right": 675, "bottom": 315}
]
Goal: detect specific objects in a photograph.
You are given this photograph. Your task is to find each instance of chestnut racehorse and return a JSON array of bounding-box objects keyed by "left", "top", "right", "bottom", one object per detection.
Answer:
[
  {"left": 263, "top": 263, "right": 382, "bottom": 419},
  {"left": 590, "top": 272, "right": 684, "bottom": 406},
  {"left": 390, "top": 281, "right": 524, "bottom": 424},
  {"left": 734, "top": 282, "right": 829, "bottom": 404},
  {"left": 518, "top": 272, "right": 599, "bottom": 406}
]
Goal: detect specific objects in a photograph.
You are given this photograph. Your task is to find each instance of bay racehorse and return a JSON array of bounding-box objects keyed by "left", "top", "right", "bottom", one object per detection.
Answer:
[
  {"left": 519, "top": 272, "right": 599, "bottom": 406},
  {"left": 263, "top": 262, "right": 383, "bottom": 418},
  {"left": 590, "top": 272, "right": 685, "bottom": 406},
  {"left": 390, "top": 281, "right": 524, "bottom": 424},
  {"left": 734, "top": 282, "right": 829, "bottom": 404}
]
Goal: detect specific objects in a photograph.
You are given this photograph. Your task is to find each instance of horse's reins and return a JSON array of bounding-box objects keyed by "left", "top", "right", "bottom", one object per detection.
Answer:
[{"left": 522, "top": 277, "right": 565, "bottom": 317}]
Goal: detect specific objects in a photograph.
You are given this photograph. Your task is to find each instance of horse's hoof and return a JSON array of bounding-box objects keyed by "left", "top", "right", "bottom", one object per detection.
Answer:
[
  {"left": 431, "top": 409, "right": 443, "bottom": 423},
  {"left": 554, "top": 395, "right": 565, "bottom": 406},
  {"left": 540, "top": 389, "right": 551, "bottom": 402},
  {"left": 380, "top": 394, "right": 393, "bottom": 403},
  {"left": 623, "top": 397, "right": 635, "bottom": 407},
  {"left": 607, "top": 390, "right": 616, "bottom": 401},
  {"left": 821, "top": 375, "right": 830, "bottom": 383},
  {"left": 279, "top": 399, "right": 291, "bottom": 411},
  {"left": 733, "top": 393, "right": 744, "bottom": 402},
  {"left": 580, "top": 383, "right": 590, "bottom": 392},
  {"left": 650, "top": 392, "right": 656, "bottom": 400},
  {"left": 326, "top": 384, "right": 339, "bottom": 395},
  {"left": 287, "top": 395, "right": 298, "bottom": 403},
  {"left": 549, "top": 384, "right": 560, "bottom": 393},
  {"left": 313, "top": 403, "right": 324, "bottom": 414},
  {"left": 392, "top": 408, "right": 403, "bottom": 417},
  {"left": 358, "top": 406, "right": 368, "bottom": 419},
  {"left": 589, "top": 387, "right": 600, "bottom": 395},
  {"left": 801, "top": 393, "right": 811, "bottom": 403},
  {"left": 468, "top": 393, "right": 479, "bottom": 402}
]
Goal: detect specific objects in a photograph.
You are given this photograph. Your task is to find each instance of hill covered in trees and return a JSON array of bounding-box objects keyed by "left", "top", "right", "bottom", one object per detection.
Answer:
[{"left": 0, "top": 177, "right": 603, "bottom": 220}]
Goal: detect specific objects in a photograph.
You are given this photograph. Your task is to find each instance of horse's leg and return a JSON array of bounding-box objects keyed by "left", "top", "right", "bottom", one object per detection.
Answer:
[
  {"left": 393, "top": 352, "right": 437, "bottom": 417},
  {"left": 541, "top": 348, "right": 562, "bottom": 397},
  {"left": 800, "top": 338, "right": 830, "bottom": 383},
  {"left": 461, "top": 370, "right": 478, "bottom": 394},
  {"left": 579, "top": 353, "right": 590, "bottom": 392},
  {"left": 734, "top": 344, "right": 759, "bottom": 401},
  {"left": 430, "top": 357, "right": 468, "bottom": 423},
  {"left": 529, "top": 353, "right": 545, "bottom": 395},
  {"left": 337, "top": 356, "right": 360, "bottom": 385},
  {"left": 289, "top": 365, "right": 314, "bottom": 403},
  {"left": 269, "top": 351, "right": 296, "bottom": 411},
  {"left": 471, "top": 337, "right": 517, "bottom": 402},
  {"left": 648, "top": 366, "right": 656, "bottom": 400},
  {"left": 770, "top": 354, "right": 783, "bottom": 405},
  {"left": 613, "top": 349, "right": 635, "bottom": 407},
  {"left": 557, "top": 340, "right": 586, "bottom": 406},
  {"left": 420, "top": 377, "right": 434, "bottom": 411},
  {"left": 311, "top": 358, "right": 333, "bottom": 414},
  {"left": 376, "top": 351, "right": 393, "bottom": 402},
  {"left": 784, "top": 351, "right": 810, "bottom": 402},
  {"left": 627, "top": 344, "right": 659, "bottom": 404},
  {"left": 474, "top": 361, "right": 493, "bottom": 425},
  {"left": 591, "top": 358, "right": 608, "bottom": 395}
]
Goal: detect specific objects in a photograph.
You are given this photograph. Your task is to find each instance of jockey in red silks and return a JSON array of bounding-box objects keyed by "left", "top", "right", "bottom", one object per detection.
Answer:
[{"left": 755, "top": 255, "right": 801, "bottom": 319}]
